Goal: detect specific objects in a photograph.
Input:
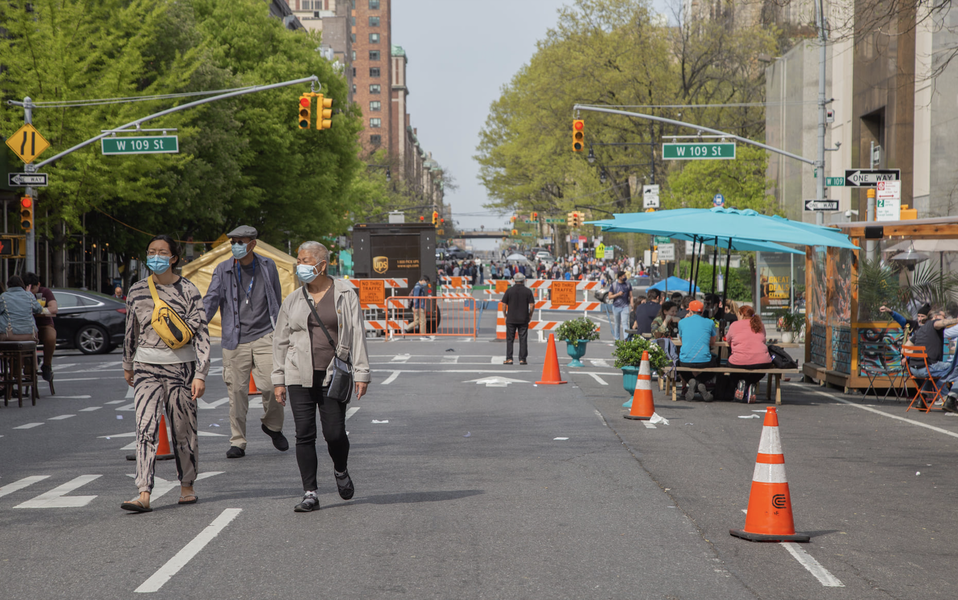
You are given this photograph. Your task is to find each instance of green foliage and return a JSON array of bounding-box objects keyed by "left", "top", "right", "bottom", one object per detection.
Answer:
[
  {"left": 857, "top": 257, "right": 958, "bottom": 321},
  {"left": 612, "top": 337, "right": 668, "bottom": 373},
  {"left": 474, "top": 0, "right": 778, "bottom": 223},
  {"left": 555, "top": 317, "right": 600, "bottom": 347},
  {"left": 664, "top": 146, "right": 775, "bottom": 213},
  {"left": 0, "top": 0, "right": 363, "bottom": 284},
  {"left": 677, "top": 260, "right": 751, "bottom": 302},
  {"left": 773, "top": 308, "right": 804, "bottom": 332}
]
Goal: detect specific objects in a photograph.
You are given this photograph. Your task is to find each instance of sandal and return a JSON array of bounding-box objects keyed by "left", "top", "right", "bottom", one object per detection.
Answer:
[
  {"left": 178, "top": 494, "right": 198, "bottom": 505},
  {"left": 519, "top": 360, "right": 528, "bottom": 365},
  {"left": 120, "top": 499, "right": 152, "bottom": 513},
  {"left": 503, "top": 360, "right": 513, "bottom": 365}
]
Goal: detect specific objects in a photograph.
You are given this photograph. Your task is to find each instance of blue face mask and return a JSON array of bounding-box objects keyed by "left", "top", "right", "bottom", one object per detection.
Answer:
[
  {"left": 297, "top": 264, "right": 318, "bottom": 283},
  {"left": 147, "top": 255, "right": 171, "bottom": 274},
  {"left": 231, "top": 242, "right": 249, "bottom": 260}
]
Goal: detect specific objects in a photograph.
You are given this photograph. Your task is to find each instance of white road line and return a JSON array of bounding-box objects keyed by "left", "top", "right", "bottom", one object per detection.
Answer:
[
  {"left": 104, "top": 400, "right": 126, "bottom": 405},
  {"left": 48, "top": 414, "right": 76, "bottom": 421},
  {"left": 781, "top": 542, "right": 844, "bottom": 587},
  {"left": 345, "top": 406, "right": 361, "bottom": 420},
  {"left": 586, "top": 372, "right": 608, "bottom": 385},
  {"left": 381, "top": 371, "right": 400, "bottom": 385},
  {"left": 390, "top": 354, "right": 411, "bottom": 363},
  {"left": 372, "top": 369, "right": 534, "bottom": 374},
  {"left": 197, "top": 397, "right": 230, "bottom": 410},
  {"left": 135, "top": 508, "right": 242, "bottom": 593},
  {"left": 590, "top": 359, "right": 611, "bottom": 368},
  {"left": 13, "top": 423, "right": 44, "bottom": 430},
  {"left": 440, "top": 355, "right": 459, "bottom": 364},
  {"left": 55, "top": 377, "right": 123, "bottom": 382},
  {"left": 642, "top": 421, "right": 657, "bottom": 429},
  {"left": 14, "top": 474, "right": 102, "bottom": 508},
  {"left": 56, "top": 395, "right": 92, "bottom": 399},
  {"left": 0, "top": 476, "right": 49, "bottom": 499},
  {"left": 806, "top": 388, "right": 958, "bottom": 440}
]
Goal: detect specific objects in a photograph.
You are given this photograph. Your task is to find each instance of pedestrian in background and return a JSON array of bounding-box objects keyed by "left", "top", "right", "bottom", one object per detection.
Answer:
[
  {"left": 404, "top": 275, "right": 429, "bottom": 334},
  {"left": 0, "top": 276, "right": 43, "bottom": 341},
  {"left": 608, "top": 271, "right": 633, "bottom": 341},
  {"left": 121, "top": 235, "right": 210, "bottom": 513},
  {"left": 501, "top": 273, "right": 535, "bottom": 365},
  {"left": 203, "top": 226, "right": 287, "bottom": 459},
  {"left": 23, "top": 273, "right": 57, "bottom": 382},
  {"left": 272, "top": 241, "right": 371, "bottom": 512}
]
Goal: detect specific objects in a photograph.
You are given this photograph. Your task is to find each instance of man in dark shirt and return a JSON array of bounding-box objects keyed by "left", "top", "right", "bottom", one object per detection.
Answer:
[
  {"left": 24, "top": 273, "right": 58, "bottom": 382},
  {"left": 501, "top": 273, "right": 536, "bottom": 365},
  {"left": 632, "top": 289, "right": 662, "bottom": 336}
]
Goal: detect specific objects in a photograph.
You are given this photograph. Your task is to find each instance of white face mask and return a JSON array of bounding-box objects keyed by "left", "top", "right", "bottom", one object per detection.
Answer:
[{"left": 297, "top": 264, "right": 318, "bottom": 283}]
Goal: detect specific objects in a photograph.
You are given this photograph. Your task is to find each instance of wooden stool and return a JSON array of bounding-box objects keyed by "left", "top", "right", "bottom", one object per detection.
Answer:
[{"left": 0, "top": 341, "right": 40, "bottom": 407}]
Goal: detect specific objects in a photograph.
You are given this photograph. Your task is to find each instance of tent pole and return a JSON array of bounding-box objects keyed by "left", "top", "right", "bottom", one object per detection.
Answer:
[
  {"left": 721, "top": 237, "right": 733, "bottom": 309},
  {"left": 689, "top": 236, "right": 698, "bottom": 295},
  {"left": 710, "top": 236, "right": 718, "bottom": 293}
]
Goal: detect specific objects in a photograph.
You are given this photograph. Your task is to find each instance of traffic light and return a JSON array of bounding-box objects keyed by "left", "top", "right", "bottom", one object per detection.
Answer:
[
  {"left": 572, "top": 119, "right": 585, "bottom": 152},
  {"left": 432, "top": 211, "right": 439, "bottom": 226},
  {"left": 420, "top": 215, "right": 425, "bottom": 222},
  {"left": 19, "top": 196, "right": 33, "bottom": 232},
  {"left": 567, "top": 212, "right": 575, "bottom": 227},
  {"left": 510, "top": 215, "right": 517, "bottom": 224},
  {"left": 531, "top": 211, "right": 538, "bottom": 221},
  {"left": 511, "top": 229, "right": 518, "bottom": 236},
  {"left": 440, "top": 218, "right": 445, "bottom": 224},
  {"left": 317, "top": 94, "right": 333, "bottom": 129},
  {"left": 298, "top": 95, "right": 311, "bottom": 129}
]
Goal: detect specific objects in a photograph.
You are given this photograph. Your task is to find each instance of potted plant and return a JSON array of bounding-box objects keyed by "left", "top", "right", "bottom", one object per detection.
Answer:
[
  {"left": 612, "top": 337, "right": 670, "bottom": 407},
  {"left": 775, "top": 309, "right": 804, "bottom": 344},
  {"left": 555, "top": 317, "right": 600, "bottom": 367}
]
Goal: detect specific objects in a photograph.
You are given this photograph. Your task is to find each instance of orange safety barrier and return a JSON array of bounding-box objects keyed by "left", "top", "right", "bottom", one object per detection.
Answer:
[
  {"left": 730, "top": 407, "right": 810, "bottom": 543},
  {"left": 385, "top": 296, "right": 477, "bottom": 337}
]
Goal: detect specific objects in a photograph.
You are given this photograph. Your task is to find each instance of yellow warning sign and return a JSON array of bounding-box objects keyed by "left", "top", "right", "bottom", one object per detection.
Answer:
[{"left": 5, "top": 124, "right": 51, "bottom": 164}]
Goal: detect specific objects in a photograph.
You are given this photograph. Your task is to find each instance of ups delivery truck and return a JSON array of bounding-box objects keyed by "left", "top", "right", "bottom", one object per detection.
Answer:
[{"left": 351, "top": 223, "right": 437, "bottom": 287}]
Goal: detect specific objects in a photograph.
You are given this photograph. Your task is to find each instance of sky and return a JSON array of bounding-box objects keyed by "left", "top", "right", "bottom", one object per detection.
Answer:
[{"left": 391, "top": 0, "right": 671, "bottom": 249}]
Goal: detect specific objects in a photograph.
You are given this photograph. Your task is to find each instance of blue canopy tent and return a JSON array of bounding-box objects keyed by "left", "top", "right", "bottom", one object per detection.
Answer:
[{"left": 648, "top": 277, "right": 701, "bottom": 295}]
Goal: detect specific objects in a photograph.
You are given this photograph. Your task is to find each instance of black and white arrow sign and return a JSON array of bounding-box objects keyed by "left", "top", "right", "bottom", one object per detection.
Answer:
[
  {"left": 843, "top": 169, "right": 900, "bottom": 188},
  {"left": 7, "top": 173, "right": 48, "bottom": 187},
  {"left": 804, "top": 200, "right": 839, "bottom": 211}
]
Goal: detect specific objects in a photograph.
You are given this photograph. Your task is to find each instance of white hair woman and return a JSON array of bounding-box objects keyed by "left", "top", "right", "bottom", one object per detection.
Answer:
[{"left": 272, "top": 241, "right": 370, "bottom": 512}]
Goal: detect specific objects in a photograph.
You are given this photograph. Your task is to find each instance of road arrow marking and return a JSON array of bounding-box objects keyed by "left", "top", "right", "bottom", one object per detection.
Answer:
[
  {"left": 14, "top": 475, "right": 102, "bottom": 508},
  {"left": 0, "top": 476, "right": 50, "bottom": 499},
  {"left": 197, "top": 396, "right": 230, "bottom": 410},
  {"left": 464, "top": 376, "right": 528, "bottom": 387}
]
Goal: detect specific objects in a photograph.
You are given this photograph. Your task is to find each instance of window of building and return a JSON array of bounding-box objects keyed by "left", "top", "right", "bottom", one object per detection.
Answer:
[
  {"left": 370, "top": 134, "right": 382, "bottom": 145},
  {"left": 369, "top": 33, "right": 380, "bottom": 43},
  {"left": 352, "top": 84, "right": 357, "bottom": 94},
  {"left": 369, "top": 84, "right": 381, "bottom": 94},
  {"left": 369, "top": 50, "right": 380, "bottom": 61},
  {"left": 351, "top": 50, "right": 356, "bottom": 61},
  {"left": 369, "top": 16, "right": 380, "bottom": 26},
  {"left": 350, "top": 16, "right": 355, "bottom": 26},
  {"left": 350, "top": 33, "right": 356, "bottom": 43},
  {"left": 369, "top": 0, "right": 380, "bottom": 8},
  {"left": 370, "top": 118, "right": 381, "bottom": 128},
  {"left": 370, "top": 101, "right": 381, "bottom": 112},
  {"left": 369, "top": 67, "right": 380, "bottom": 77},
  {"left": 352, "top": 67, "right": 356, "bottom": 77}
]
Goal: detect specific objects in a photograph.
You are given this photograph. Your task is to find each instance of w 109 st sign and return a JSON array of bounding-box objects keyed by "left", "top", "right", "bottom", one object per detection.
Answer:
[
  {"left": 663, "top": 143, "right": 736, "bottom": 160},
  {"left": 101, "top": 135, "right": 179, "bottom": 155}
]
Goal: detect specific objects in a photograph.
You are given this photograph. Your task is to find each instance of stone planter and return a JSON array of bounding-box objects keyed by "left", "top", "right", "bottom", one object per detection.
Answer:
[
  {"left": 781, "top": 331, "right": 794, "bottom": 344},
  {"left": 565, "top": 340, "right": 589, "bottom": 367},
  {"left": 621, "top": 365, "right": 639, "bottom": 408}
]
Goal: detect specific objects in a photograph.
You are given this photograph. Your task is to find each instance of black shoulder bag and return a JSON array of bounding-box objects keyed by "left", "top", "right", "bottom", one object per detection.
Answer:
[{"left": 303, "top": 286, "right": 353, "bottom": 404}]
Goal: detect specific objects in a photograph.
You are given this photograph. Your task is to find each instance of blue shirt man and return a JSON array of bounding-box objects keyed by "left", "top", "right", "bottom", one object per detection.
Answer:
[{"left": 677, "top": 299, "right": 718, "bottom": 401}]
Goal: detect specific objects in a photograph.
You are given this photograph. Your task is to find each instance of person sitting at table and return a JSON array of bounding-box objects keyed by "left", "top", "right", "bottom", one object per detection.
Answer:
[
  {"left": 723, "top": 305, "right": 773, "bottom": 402},
  {"left": 0, "top": 276, "right": 43, "bottom": 341},
  {"left": 650, "top": 301, "right": 680, "bottom": 339},
  {"left": 677, "top": 300, "right": 717, "bottom": 402},
  {"left": 632, "top": 289, "right": 662, "bottom": 336}
]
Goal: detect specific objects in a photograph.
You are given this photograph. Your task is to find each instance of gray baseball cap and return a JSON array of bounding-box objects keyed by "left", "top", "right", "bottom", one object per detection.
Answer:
[
  {"left": 513, "top": 273, "right": 526, "bottom": 282},
  {"left": 226, "top": 225, "right": 258, "bottom": 239}
]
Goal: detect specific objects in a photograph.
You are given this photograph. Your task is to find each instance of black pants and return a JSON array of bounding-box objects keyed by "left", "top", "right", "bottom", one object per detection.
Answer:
[
  {"left": 506, "top": 323, "right": 529, "bottom": 362},
  {"left": 288, "top": 370, "right": 349, "bottom": 492},
  {"left": 679, "top": 359, "right": 716, "bottom": 384},
  {"left": 728, "top": 361, "right": 775, "bottom": 386}
]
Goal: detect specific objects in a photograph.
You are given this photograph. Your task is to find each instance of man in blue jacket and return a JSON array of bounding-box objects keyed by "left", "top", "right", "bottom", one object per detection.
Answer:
[
  {"left": 404, "top": 275, "right": 430, "bottom": 333},
  {"left": 203, "top": 226, "right": 287, "bottom": 459}
]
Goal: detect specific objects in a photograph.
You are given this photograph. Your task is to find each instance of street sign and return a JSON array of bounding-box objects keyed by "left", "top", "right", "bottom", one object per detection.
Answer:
[
  {"left": 657, "top": 243, "right": 675, "bottom": 261},
  {"left": 662, "top": 142, "right": 735, "bottom": 160},
  {"left": 713, "top": 193, "right": 725, "bottom": 207},
  {"left": 7, "top": 173, "right": 48, "bottom": 187},
  {"left": 544, "top": 218, "right": 564, "bottom": 224},
  {"left": 653, "top": 236, "right": 671, "bottom": 245},
  {"left": 101, "top": 135, "right": 179, "bottom": 155},
  {"left": 595, "top": 243, "right": 605, "bottom": 259},
  {"left": 876, "top": 180, "right": 901, "bottom": 221},
  {"left": 843, "top": 169, "right": 900, "bottom": 188},
  {"left": 5, "top": 124, "right": 51, "bottom": 164},
  {"left": 642, "top": 184, "right": 660, "bottom": 209},
  {"left": 804, "top": 199, "right": 839, "bottom": 211},
  {"left": 825, "top": 177, "right": 845, "bottom": 187}
]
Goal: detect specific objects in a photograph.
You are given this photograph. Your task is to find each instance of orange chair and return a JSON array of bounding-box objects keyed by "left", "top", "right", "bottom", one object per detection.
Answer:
[{"left": 901, "top": 346, "right": 944, "bottom": 412}]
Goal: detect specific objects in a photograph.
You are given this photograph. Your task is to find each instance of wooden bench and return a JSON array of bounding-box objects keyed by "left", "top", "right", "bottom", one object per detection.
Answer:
[{"left": 665, "top": 367, "right": 801, "bottom": 405}]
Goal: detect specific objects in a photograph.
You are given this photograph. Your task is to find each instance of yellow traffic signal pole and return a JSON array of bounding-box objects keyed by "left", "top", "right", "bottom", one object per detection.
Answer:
[{"left": 8, "top": 75, "right": 322, "bottom": 272}]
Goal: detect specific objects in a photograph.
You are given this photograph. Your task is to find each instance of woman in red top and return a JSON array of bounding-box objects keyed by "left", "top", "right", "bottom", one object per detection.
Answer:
[{"left": 723, "top": 305, "right": 773, "bottom": 402}]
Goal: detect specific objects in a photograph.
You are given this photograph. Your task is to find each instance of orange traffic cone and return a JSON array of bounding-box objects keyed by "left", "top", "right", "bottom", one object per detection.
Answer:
[
  {"left": 730, "top": 407, "right": 809, "bottom": 542},
  {"left": 624, "top": 351, "right": 654, "bottom": 420},
  {"left": 126, "top": 414, "right": 174, "bottom": 461},
  {"left": 536, "top": 333, "right": 567, "bottom": 385},
  {"left": 249, "top": 375, "right": 261, "bottom": 396}
]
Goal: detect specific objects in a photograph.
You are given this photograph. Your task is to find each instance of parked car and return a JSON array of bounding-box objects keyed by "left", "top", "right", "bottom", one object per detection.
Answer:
[
  {"left": 535, "top": 251, "right": 553, "bottom": 262},
  {"left": 51, "top": 289, "right": 126, "bottom": 354},
  {"left": 438, "top": 246, "right": 472, "bottom": 260}
]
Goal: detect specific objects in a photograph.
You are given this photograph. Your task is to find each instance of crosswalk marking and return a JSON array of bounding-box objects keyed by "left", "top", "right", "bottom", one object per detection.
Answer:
[
  {"left": 48, "top": 414, "right": 76, "bottom": 421},
  {"left": 79, "top": 407, "right": 102, "bottom": 412},
  {"left": 14, "top": 475, "right": 102, "bottom": 509},
  {"left": 13, "top": 423, "right": 43, "bottom": 430},
  {"left": 440, "top": 355, "right": 459, "bottom": 364},
  {"left": 0, "top": 476, "right": 49, "bottom": 499}
]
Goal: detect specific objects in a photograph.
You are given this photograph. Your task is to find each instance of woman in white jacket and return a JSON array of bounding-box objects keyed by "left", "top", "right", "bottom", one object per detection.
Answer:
[{"left": 272, "top": 241, "right": 371, "bottom": 512}]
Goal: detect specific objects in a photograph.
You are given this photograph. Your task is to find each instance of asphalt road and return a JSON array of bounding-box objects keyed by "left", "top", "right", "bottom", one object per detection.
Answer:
[{"left": 1, "top": 316, "right": 956, "bottom": 599}]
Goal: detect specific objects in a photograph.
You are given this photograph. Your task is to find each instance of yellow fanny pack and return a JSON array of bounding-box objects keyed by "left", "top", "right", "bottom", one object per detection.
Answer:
[{"left": 148, "top": 276, "right": 194, "bottom": 350}]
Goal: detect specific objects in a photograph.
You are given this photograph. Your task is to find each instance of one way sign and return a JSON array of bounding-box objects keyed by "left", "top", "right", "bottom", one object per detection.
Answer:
[
  {"left": 804, "top": 199, "right": 839, "bottom": 211},
  {"left": 843, "top": 169, "right": 900, "bottom": 188},
  {"left": 7, "top": 173, "right": 49, "bottom": 187}
]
